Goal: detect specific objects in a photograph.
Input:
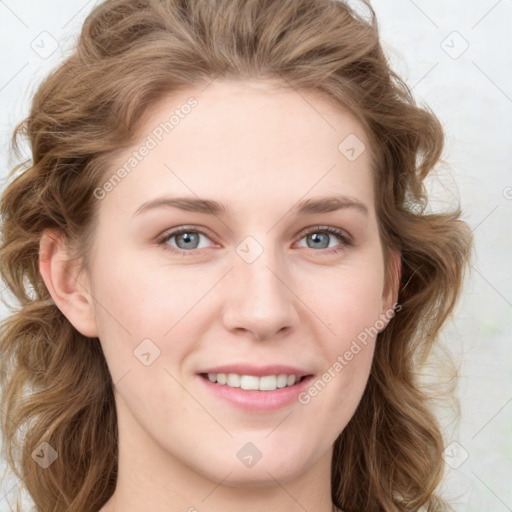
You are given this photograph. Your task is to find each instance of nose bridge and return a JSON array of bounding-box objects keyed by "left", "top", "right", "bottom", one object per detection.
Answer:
[{"left": 222, "top": 234, "right": 298, "bottom": 339}]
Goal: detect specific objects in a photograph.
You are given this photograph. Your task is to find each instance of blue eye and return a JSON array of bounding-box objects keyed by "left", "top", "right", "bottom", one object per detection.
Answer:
[
  {"left": 157, "top": 227, "right": 212, "bottom": 255},
  {"left": 156, "top": 225, "right": 352, "bottom": 256},
  {"left": 297, "top": 226, "right": 352, "bottom": 253}
]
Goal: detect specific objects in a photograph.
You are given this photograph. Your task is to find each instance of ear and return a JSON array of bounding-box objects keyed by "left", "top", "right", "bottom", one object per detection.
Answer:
[
  {"left": 378, "top": 248, "right": 402, "bottom": 329},
  {"left": 39, "top": 228, "right": 99, "bottom": 338}
]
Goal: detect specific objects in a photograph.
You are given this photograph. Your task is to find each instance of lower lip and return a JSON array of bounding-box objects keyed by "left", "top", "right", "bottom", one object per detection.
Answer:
[{"left": 196, "top": 374, "right": 314, "bottom": 412}]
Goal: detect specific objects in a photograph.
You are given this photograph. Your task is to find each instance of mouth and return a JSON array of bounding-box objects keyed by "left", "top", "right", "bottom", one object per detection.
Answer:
[
  {"left": 196, "top": 368, "right": 316, "bottom": 412},
  {"left": 198, "top": 372, "right": 313, "bottom": 391}
]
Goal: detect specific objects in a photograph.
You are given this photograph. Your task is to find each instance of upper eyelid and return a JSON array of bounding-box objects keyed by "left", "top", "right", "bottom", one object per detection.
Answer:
[{"left": 159, "top": 225, "right": 216, "bottom": 242}]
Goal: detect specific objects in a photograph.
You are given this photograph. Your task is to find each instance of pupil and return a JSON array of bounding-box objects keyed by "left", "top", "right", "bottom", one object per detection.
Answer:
[
  {"left": 178, "top": 232, "right": 198, "bottom": 249},
  {"left": 310, "top": 232, "right": 328, "bottom": 249}
]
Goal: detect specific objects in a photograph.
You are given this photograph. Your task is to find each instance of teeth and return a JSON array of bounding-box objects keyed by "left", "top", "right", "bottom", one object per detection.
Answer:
[
  {"left": 241, "top": 375, "right": 260, "bottom": 390},
  {"left": 227, "top": 373, "right": 240, "bottom": 387},
  {"left": 205, "top": 373, "right": 302, "bottom": 391},
  {"left": 276, "top": 374, "right": 288, "bottom": 388},
  {"left": 258, "top": 375, "right": 276, "bottom": 390}
]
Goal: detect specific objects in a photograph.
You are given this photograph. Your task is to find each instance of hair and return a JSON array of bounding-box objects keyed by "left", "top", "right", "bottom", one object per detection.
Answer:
[{"left": 0, "top": 0, "right": 473, "bottom": 510}]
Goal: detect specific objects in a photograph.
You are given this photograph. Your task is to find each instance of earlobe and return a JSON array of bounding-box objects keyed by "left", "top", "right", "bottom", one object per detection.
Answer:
[{"left": 38, "top": 229, "right": 99, "bottom": 338}]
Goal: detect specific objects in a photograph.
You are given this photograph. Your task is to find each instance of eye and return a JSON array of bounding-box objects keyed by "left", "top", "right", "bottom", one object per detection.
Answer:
[
  {"left": 156, "top": 225, "right": 352, "bottom": 256},
  {"left": 296, "top": 225, "right": 352, "bottom": 254},
  {"left": 157, "top": 226, "right": 214, "bottom": 255}
]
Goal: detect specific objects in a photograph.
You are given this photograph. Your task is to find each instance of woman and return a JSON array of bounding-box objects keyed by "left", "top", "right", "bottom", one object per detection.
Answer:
[{"left": 0, "top": 0, "right": 473, "bottom": 511}]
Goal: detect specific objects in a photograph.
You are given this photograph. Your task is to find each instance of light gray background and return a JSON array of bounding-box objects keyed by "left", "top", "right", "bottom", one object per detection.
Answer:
[{"left": 0, "top": 1, "right": 511, "bottom": 511}]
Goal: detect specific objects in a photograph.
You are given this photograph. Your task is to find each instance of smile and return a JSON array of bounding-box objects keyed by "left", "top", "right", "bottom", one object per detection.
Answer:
[
  {"left": 197, "top": 373, "right": 315, "bottom": 412},
  {"left": 201, "top": 372, "right": 307, "bottom": 391}
]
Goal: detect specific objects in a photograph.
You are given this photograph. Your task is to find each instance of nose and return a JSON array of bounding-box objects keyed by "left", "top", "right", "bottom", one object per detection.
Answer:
[{"left": 221, "top": 245, "right": 300, "bottom": 342}]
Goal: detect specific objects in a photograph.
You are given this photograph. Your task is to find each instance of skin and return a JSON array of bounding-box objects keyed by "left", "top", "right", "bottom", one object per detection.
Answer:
[{"left": 39, "top": 79, "right": 400, "bottom": 512}]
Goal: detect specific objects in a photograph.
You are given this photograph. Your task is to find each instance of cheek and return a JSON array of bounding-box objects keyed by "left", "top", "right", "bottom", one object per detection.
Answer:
[
  {"left": 92, "top": 251, "right": 201, "bottom": 335},
  {"left": 89, "top": 260, "right": 193, "bottom": 420},
  {"left": 298, "top": 274, "right": 381, "bottom": 433},
  {"left": 89, "top": 250, "right": 216, "bottom": 395},
  {"left": 298, "top": 257, "right": 384, "bottom": 402},
  {"left": 305, "top": 257, "right": 385, "bottom": 339}
]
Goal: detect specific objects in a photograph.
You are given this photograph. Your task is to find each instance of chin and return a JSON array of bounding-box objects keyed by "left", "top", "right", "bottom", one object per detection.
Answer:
[
  {"left": 196, "top": 450, "right": 311, "bottom": 487},
  {"left": 212, "top": 465, "right": 305, "bottom": 488}
]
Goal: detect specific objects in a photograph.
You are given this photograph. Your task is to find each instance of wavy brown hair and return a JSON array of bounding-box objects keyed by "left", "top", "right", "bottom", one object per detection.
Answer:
[{"left": 0, "top": 0, "right": 472, "bottom": 510}]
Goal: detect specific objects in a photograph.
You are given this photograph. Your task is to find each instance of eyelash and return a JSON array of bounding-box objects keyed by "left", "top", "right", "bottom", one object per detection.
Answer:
[{"left": 156, "top": 225, "right": 353, "bottom": 257}]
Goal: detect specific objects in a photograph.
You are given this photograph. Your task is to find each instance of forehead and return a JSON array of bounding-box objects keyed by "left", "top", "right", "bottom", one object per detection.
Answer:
[{"left": 100, "top": 79, "right": 375, "bottom": 218}]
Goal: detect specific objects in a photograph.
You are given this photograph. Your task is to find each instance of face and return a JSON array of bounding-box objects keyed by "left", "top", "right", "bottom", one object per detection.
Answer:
[{"left": 80, "top": 79, "right": 396, "bottom": 487}]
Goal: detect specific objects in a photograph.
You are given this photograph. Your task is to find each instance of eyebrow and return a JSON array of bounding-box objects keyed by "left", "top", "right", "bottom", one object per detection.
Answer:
[{"left": 132, "top": 194, "right": 369, "bottom": 218}]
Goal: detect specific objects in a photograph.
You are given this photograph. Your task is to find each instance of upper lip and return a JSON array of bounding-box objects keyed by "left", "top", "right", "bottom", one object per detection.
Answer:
[{"left": 197, "top": 364, "right": 313, "bottom": 378}]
